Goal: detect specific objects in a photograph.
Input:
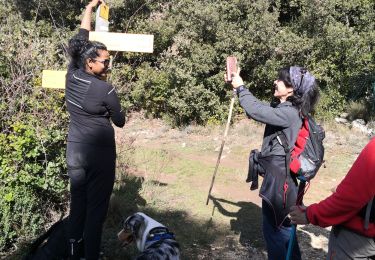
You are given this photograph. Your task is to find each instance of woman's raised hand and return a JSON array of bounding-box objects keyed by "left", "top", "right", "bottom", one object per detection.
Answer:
[
  {"left": 224, "top": 68, "right": 244, "bottom": 89},
  {"left": 82, "top": 0, "right": 104, "bottom": 30},
  {"left": 87, "top": 0, "right": 103, "bottom": 9},
  {"left": 230, "top": 68, "right": 244, "bottom": 89}
]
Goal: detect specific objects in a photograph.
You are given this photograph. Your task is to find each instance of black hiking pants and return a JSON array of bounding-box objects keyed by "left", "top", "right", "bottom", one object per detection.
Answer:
[{"left": 66, "top": 142, "right": 116, "bottom": 260}]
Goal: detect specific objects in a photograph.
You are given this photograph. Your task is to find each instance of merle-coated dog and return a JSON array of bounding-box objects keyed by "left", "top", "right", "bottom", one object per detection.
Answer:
[{"left": 118, "top": 212, "right": 180, "bottom": 260}]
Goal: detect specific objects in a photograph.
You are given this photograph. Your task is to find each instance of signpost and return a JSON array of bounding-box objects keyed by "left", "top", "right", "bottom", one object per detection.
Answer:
[
  {"left": 42, "top": 3, "right": 153, "bottom": 89},
  {"left": 95, "top": 3, "right": 109, "bottom": 32}
]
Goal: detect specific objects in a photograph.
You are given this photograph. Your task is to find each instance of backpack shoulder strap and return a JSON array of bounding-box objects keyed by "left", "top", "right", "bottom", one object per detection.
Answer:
[
  {"left": 276, "top": 130, "right": 290, "bottom": 153},
  {"left": 276, "top": 130, "right": 291, "bottom": 181}
]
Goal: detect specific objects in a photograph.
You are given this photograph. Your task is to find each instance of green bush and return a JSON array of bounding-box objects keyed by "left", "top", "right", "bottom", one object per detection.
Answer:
[
  {"left": 0, "top": 186, "right": 44, "bottom": 250},
  {"left": 0, "top": 119, "right": 68, "bottom": 250},
  {"left": 0, "top": 2, "right": 70, "bottom": 251},
  {"left": 0, "top": 0, "right": 374, "bottom": 252},
  {"left": 107, "top": 0, "right": 375, "bottom": 124},
  {"left": 315, "top": 87, "right": 346, "bottom": 121}
]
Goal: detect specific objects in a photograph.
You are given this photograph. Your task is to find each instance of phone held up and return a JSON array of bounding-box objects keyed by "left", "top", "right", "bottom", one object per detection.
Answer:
[{"left": 226, "top": 56, "right": 237, "bottom": 82}]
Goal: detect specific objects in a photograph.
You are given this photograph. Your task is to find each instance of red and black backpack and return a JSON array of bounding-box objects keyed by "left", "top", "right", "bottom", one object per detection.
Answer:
[{"left": 277, "top": 115, "right": 325, "bottom": 181}]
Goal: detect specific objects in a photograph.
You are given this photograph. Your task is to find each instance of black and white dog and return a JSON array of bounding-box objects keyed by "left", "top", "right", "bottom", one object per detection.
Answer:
[{"left": 118, "top": 212, "right": 180, "bottom": 260}]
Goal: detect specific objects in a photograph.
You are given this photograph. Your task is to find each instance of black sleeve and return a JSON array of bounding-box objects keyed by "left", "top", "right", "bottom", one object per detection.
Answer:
[
  {"left": 103, "top": 86, "right": 126, "bottom": 127},
  {"left": 67, "top": 29, "right": 90, "bottom": 72},
  {"left": 77, "top": 28, "right": 89, "bottom": 39}
]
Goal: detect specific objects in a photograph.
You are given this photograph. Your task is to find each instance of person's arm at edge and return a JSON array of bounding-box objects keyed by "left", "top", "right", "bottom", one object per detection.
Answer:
[
  {"left": 306, "top": 139, "right": 375, "bottom": 227},
  {"left": 67, "top": 1, "right": 102, "bottom": 72}
]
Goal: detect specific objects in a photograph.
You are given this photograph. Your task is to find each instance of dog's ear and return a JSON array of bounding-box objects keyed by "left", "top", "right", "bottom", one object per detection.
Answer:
[
  {"left": 123, "top": 214, "right": 145, "bottom": 235},
  {"left": 130, "top": 214, "right": 145, "bottom": 235},
  {"left": 119, "top": 214, "right": 141, "bottom": 247},
  {"left": 122, "top": 215, "right": 133, "bottom": 230}
]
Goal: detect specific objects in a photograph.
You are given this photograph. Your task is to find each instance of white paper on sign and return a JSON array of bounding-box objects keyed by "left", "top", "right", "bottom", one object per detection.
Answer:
[{"left": 89, "top": 32, "right": 154, "bottom": 53}]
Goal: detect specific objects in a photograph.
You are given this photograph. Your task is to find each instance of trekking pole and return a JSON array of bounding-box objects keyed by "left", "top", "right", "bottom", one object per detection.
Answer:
[
  {"left": 206, "top": 92, "right": 236, "bottom": 205},
  {"left": 286, "top": 179, "right": 306, "bottom": 260}
]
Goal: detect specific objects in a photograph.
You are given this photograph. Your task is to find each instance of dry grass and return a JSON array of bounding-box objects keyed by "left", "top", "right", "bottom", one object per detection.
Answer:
[{"left": 101, "top": 113, "right": 371, "bottom": 259}]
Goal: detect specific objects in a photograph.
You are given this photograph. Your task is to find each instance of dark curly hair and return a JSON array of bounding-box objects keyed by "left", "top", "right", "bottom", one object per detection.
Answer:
[
  {"left": 68, "top": 34, "right": 107, "bottom": 69},
  {"left": 276, "top": 67, "right": 320, "bottom": 116}
]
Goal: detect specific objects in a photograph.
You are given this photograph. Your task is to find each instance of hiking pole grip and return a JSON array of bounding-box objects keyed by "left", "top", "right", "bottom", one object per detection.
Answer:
[
  {"left": 297, "top": 180, "right": 306, "bottom": 205},
  {"left": 206, "top": 94, "right": 235, "bottom": 205}
]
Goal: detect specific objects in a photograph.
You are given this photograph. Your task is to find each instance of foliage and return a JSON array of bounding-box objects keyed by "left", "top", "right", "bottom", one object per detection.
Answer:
[
  {"left": 12, "top": 0, "right": 84, "bottom": 29},
  {"left": 0, "top": 0, "right": 374, "bottom": 253},
  {"left": 315, "top": 87, "right": 346, "bottom": 121},
  {"left": 346, "top": 100, "right": 373, "bottom": 122},
  {"left": 0, "top": 2, "right": 69, "bottom": 251},
  {"left": 106, "top": 0, "right": 375, "bottom": 124},
  {"left": 0, "top": 185, "right": 43, "bottom": 251}
]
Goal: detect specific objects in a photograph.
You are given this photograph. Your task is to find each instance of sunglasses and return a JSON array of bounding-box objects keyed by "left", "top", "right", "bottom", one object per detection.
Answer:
[{"left": 94, "top": 58, "right": 111, "bottom": 67}]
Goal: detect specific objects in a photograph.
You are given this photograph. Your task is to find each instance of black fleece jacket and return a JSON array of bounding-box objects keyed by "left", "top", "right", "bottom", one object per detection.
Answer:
[{"left": 65, "top": 29, "right": 125, "bottom": 147}]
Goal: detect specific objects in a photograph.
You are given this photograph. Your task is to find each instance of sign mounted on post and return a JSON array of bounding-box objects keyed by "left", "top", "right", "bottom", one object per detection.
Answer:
[
  {"left": 42, "top": 3, "right": 154, "bottom": 89},
  {"left": 99, "top": 3, "right": 109, "bottom": 20},
  {"left": 95, "top": 3, "right": 109, "bottom": 32},
  {"left": 42, "top": 70, "right": 67, "bottom": 89},
  {"left": 89, "top": 32, "right": 154, "bottom": 53}
]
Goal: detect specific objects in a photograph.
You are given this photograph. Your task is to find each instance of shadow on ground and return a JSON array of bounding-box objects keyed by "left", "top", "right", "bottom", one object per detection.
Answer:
[
  {"left": 103, "top": 175, "right": 328, "bottom": 259},
  {"left": 211, "top": 196, "right": 264, "bottom": 249},
  {"left": 4, "top": 175, "right": 329, "bottom": 260},
  {"left": 210, "top": 196, "right": 328, "bottom": 259},
  {"left": 102, "top": 175, "right": 267, "bottom": 259}
]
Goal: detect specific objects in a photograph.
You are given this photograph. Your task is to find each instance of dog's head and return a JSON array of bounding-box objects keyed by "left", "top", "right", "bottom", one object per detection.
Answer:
[
  {"left": 117, "top": 213, "right": 145, "bottom": 247},
  {"left": 118, "top": 213, "right": 180, "bottom": 259}
]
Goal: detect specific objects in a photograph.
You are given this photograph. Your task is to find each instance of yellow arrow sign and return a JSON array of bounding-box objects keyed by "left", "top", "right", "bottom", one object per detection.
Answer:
[
  {"left": 99, "top": 3, "right": 109, "bottom": 20},
  {"left": 42, "top": 70, "right": 67, "bottom": 89}
]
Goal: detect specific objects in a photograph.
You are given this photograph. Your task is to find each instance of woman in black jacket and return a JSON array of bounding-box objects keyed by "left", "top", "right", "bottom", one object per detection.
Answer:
[
  {"left": 65, "top": 1, "right": 125, "bottom": 259},
  {"left": 229, "top": 67, "right": 319, "bottom": 260}
]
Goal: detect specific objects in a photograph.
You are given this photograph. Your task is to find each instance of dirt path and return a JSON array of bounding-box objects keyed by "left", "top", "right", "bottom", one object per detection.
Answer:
[{"left": 109, "top": 113, "right": 370, "bottom": 259}]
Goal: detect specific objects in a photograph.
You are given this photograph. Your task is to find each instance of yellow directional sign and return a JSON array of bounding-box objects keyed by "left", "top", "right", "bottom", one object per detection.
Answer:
[
  {"left": 99, "top": 3, "right": 109, "bottom": 20},
  {"left": 42, "top": 70, "right": 67, "bottom": 89},
  {"left": 95, "top": 3, "right": 109, "bottom": 32}
]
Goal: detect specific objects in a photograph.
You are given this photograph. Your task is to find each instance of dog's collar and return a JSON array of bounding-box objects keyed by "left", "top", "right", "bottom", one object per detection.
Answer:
[{"left": 146, "top": 232, "right": 175, "bottom": 243}]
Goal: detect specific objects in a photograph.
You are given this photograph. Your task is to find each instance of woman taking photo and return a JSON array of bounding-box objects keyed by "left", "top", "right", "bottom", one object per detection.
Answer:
[
  {"left": 229, "top": 67, "right": 319, "bottom": 260},
  {"left": 65, "top": 0, "right": 125, "bottom": 259}
]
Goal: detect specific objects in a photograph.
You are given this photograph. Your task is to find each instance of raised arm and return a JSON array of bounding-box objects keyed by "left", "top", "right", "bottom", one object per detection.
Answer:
[
  {"left": 81, "top": 0, "right": 103, "bottom": 31},
  {"left": 67, "top": 0, "right": 103, "bottom": 72}
]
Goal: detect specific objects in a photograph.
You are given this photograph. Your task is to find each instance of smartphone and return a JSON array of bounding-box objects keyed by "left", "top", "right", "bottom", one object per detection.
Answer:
[{"left": 226, "top": 56, "right": 237, "bottom": 82}]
